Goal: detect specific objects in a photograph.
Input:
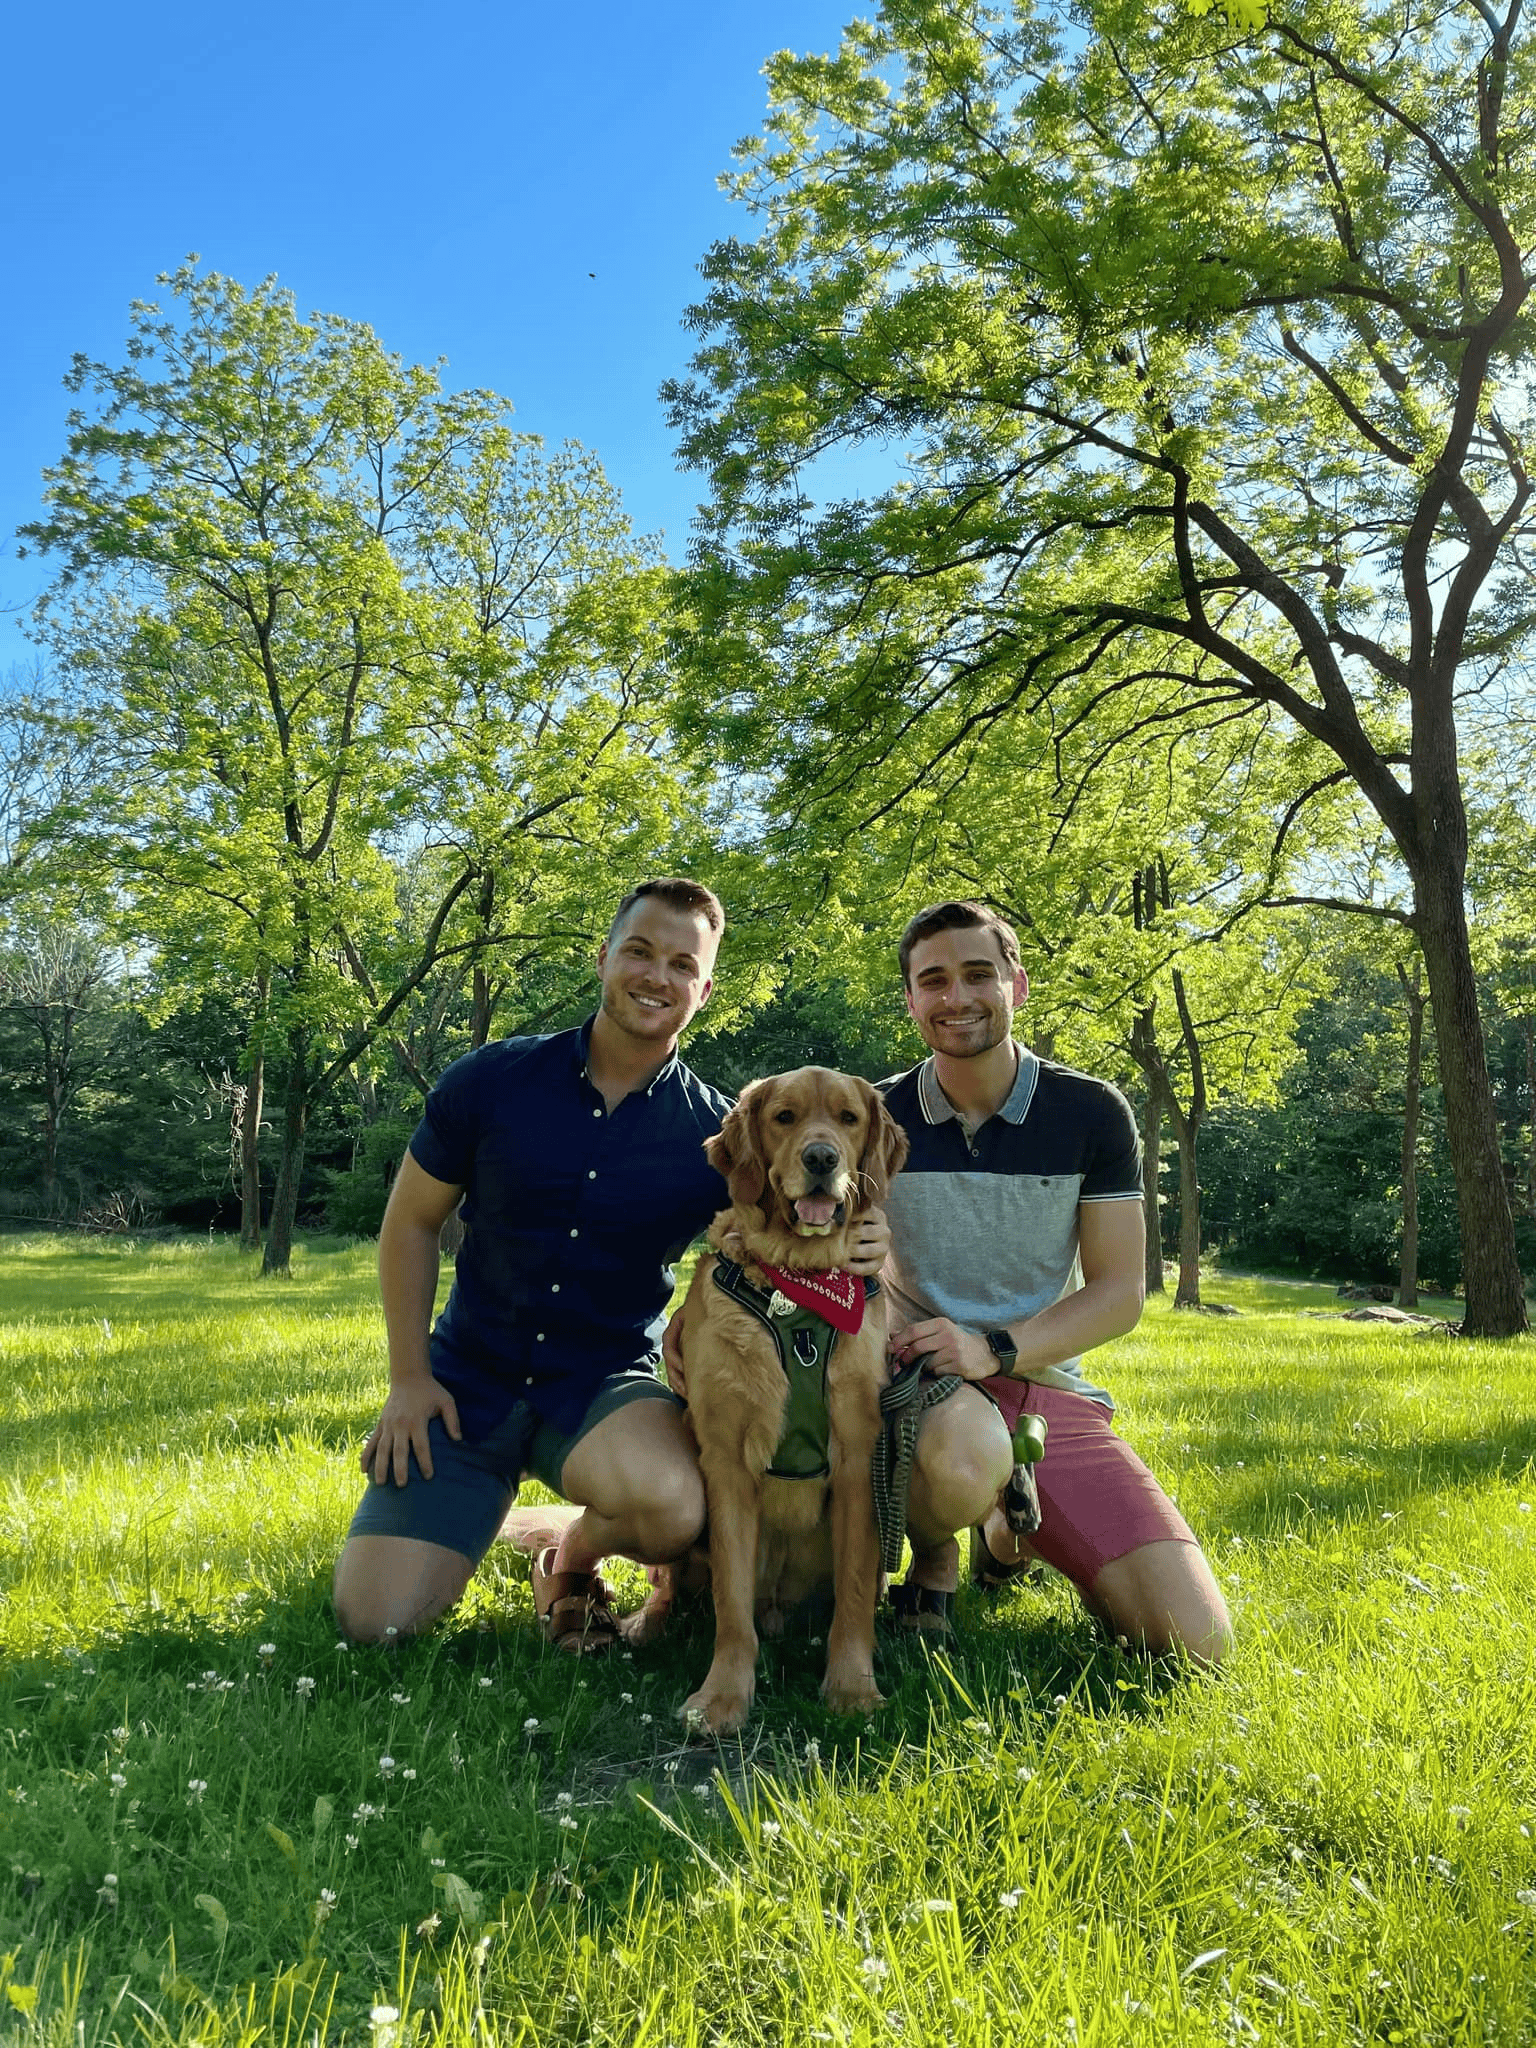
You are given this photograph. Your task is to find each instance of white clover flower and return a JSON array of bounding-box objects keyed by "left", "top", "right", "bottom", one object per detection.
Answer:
[
  {"left": 258, "top": 1643, "right": 276, "bottom": 1658},
  {"left": 109, "top": 1771, "right": 127, "bottom": 1791},
  {"left": 480, "top": 1677, "right": 494, "bottom": 1689},
  {"left": 558, "top": 1815, "right": 578, "bottom": 1830},
  {"left": 187, "top": 1779, "right": 208, "bottom": 1800},
  {"left": 391, "top": 1692, "right": 411, "bottom": 1706},
  {"left": 861, "top": 1956, "right": 890, "bottom": 1980},
  {"left": 102, "top": 1873, "right": 118, "bottom": 1888},
  {"left": 761, "top": 1820, "right": 781, "bottom": 1838},
  {"left": 555, "top": 1791, "right": 574, "bottom": 1807},
  {"left": 430, "top": 1856, "right": 445, "bottom": 1868},
  {"left": 925, "top": 1899, "right": 955, "bottom": 1914},
  {"left": 1016, "top": 1766, "right": 1035, "bottom": 1782},
  {"left": 1516, "top": 1889, "right": 1536, "bottom": 1907},
  {"left": 320, "top": 1887, "right": 337, "bottom": 1904},
  {"left": 804, "top": 1739, "right": 821, "bottom": 1763},
  {"left": 353, "top": 1802, "right": 380, "bottom": 1822},
  {"left": 416, "top": 1911, "right": 441, "bottom": 1938},
  {"left": 523, "top": 1716, "right": 540, "bottom": 1733},
  {"left": 111, "top": 1726, "right": 129, "bottom": 1741},
  {"left": 370, "top": 2006, "right": 400, "bottom": 2025},
  {"left": 640, "top": 1713, "right": 653, "bottom": 1726},
  {"left": 344, "top": 1833, "right": 359, "bottom": 1852},
  {"left": 620, "top": 1692, "right": 634, "bottom": 1705},
  {"left": 10, "top": 1789, "right": 26, "bottom": 1804},
  {"left": 401, "top": 1767, "right": 416, "bottom": 1781},
  {"left": 999, "top": 1889, "right": 1023, "bottom": 1909},
  {"left": 693, "top": 1783, "right": 712, "bottom": 1800},
  {"left": 378, "top": 1756, "right": 396, "bottom": 1778},
  {"left": 295, "top": 1676, "right": 316, "bottom": 1696}
]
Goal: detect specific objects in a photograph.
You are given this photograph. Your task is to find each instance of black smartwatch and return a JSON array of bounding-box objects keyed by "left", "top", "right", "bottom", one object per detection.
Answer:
[{"left": 986, "top": 1329, "right": 1019, "bottom": 1377}]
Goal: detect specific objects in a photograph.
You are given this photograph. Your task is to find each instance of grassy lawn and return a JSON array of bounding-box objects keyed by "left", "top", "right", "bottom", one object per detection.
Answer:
[{"left": 0, "top": 1236, "right": 1533, "bottom": 2045}]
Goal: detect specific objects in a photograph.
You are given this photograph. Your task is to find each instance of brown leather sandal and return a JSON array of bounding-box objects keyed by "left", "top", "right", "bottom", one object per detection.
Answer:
[{"left": 531, "top": 1546, "right": 621, "bottom": 1656}]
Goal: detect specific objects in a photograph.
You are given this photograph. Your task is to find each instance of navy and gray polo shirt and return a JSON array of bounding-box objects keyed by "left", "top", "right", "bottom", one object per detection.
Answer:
[
  {"left": 408, "top": 1018, "right": 731, "bottom": 1438},
  {"left": 878, "top": 1048, "right": 1142, "bottom": 1409}
]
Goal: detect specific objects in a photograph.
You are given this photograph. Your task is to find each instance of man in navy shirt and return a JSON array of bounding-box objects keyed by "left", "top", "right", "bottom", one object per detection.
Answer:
[
  {"left": 878, "top": 902, "right": 1231, "bottom": 1665},
  {"left": 332, "top": 879, "right": 740, "bottom": 1652}
]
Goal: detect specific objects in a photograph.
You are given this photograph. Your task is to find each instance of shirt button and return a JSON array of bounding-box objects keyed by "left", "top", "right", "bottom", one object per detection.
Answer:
[
  {"left": 524, "top": 1376, "right": 533, "bottom": 1386},
  {"left": 551, "top": 1283, "right": 560, "bottom": 1294},
  {"left": 587, "top": 1170, "right": 597, "bottom": 1180},
  {"left": 592, "top": 1107, "right": 602, "bottom": 1118},
  {"left": 536, "top": 1332, "right": 545, "bottom": 1342},
  {"left": 570, "top": 1228, "right": 579, "bottom": 1239}
]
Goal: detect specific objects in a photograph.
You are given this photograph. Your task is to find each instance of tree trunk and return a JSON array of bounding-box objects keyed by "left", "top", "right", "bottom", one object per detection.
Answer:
[
  {"left": 1141, "top": 1083, "right": 1165, "bottom": 1295},
  {"left": 240, "top": 968, "right": 270, "bottom": 1252},
  {"left": 1171, "top": 1105, "right": 1202, "bottom": 1307},
  {"left": 1525, "top": 1013, "right": 1535, "bottom": 1218},
  {"left": 471, "top": 966, "right": 493, "bottom": 1051},
  {"left": 239, "top": 1047, "right": 264, "bottom": 1251},
  {"left": 1413, "top": 861, "right": 1528, "bottom": 1334},
  {"left": 262, "top": 1032, "right": 310, "bottom": 1277},
  {"left": 1396, "top": 961, "right": 1425, "bottom": 1309}
]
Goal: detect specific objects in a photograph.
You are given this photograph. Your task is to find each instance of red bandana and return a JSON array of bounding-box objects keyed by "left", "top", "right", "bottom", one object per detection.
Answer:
[{"left": 757, "top": 1264, "right": 865, "bottom": 1335}]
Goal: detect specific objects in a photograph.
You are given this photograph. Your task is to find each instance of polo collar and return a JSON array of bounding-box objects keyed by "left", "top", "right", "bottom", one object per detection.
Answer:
[
  {"left": 917, "top": 1043, "right": 1039, "bottom": 1128},
  {"left": 576, "top": 1013, "right": 682, "bottom": 1099}
]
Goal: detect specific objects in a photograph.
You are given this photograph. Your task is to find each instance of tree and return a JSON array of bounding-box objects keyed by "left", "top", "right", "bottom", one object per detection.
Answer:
[
  {"left": 21, "top": 266, "right": 687, "bottom": 1271},
  {"left": 668, "top": 0, "right": 1534, "bottom": 1333},
  {"left": 0, "top": 920, "right": 115, "bottom": 1211}
]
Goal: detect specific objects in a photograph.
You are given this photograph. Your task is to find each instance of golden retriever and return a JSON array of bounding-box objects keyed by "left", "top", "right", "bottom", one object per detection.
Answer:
[{"left": 675, "top": 1067, "right": 908, "bottom": 1735}]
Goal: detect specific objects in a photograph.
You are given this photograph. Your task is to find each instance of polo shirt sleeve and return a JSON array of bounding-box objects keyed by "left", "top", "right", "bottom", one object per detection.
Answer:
[
  {"left": 407, "top": 1050, "right": 484, "bottom": 1189},
  {"left": 1080, "top": 1082, "right": 1142, "bottom": 1201}
]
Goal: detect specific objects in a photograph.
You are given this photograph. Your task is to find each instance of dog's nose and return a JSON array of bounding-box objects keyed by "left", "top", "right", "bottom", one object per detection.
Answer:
[{"left": 801, "top": 1141, "right": 840, "bottom": 1180}]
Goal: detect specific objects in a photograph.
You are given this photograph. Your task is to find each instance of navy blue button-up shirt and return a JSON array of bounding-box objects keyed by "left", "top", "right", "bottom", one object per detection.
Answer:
[{"left": 407, "top": 1018, "right": 731, "bottom": 1437}]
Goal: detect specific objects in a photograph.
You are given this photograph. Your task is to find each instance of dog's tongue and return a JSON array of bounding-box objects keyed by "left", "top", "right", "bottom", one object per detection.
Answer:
[{"left": 794, "top": 1195, "right": 839, "bottom": 1228}]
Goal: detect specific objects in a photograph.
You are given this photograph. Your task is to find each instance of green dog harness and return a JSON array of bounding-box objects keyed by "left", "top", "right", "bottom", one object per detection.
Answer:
[{"left": 709, "top": 1257, "right": 881, "bottom": 1481}]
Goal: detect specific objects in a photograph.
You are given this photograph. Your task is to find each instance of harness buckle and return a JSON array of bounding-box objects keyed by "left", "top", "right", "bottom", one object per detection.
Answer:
[{"left": 767, "top": 1289, "right": 796, "bottom": 1318}]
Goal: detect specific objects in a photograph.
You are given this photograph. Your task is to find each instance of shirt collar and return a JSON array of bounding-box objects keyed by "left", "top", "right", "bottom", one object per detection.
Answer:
[
  {"left": 917, "top": 1043, "right": 1039, "bottom": 1127},
  {"left": 576, "top": 1013, "right": 682, "bottom": 1099}
]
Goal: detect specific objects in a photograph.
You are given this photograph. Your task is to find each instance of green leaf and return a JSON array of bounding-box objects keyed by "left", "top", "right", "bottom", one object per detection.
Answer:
[
  {"left": 432, "top": 1871, "right": 483, "bottom": 1922},
  {"left": 195, "top": 1893, "right": 229, "bottom": 1946},
  {"left": 265, "top": 1822, "right": 299, "bottom": 1870}
]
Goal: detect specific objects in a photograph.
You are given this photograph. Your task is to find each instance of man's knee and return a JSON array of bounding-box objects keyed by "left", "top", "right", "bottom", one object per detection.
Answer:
[
  {"left": 909, "top": 1394, "right": 1014, "bottom": 1539},
  {"left": 332, "top": 1536, "right": 472, "bottom": 1643},
  {"left": 1090, "top": 1541, "right": 1232, "bottom": 1669},
  {"left": 628, "top": 1459, "right": 706, "bottom": 1560}
]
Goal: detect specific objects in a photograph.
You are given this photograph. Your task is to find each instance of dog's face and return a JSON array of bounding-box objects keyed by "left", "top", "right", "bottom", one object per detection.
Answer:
[{"left": 706, "top": 1068, "right": 908, "bottom": 1241}]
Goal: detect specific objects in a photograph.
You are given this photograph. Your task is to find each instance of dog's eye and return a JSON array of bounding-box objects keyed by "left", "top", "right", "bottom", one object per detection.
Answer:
[
  {"left": 773, "top": 1109, "right": 796, "bottom": 1125},
  {"left": 839, "top": 1110, "right": 860, "bottom": 1125}
]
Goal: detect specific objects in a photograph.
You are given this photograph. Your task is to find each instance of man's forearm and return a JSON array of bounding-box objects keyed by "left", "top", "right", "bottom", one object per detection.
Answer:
[
  {"left": 378, "top": 1218, "right": 442, "bottom": 1385},
  {"left": 1003, "top": 1275, "right": 1144, "bottom": 1377}
]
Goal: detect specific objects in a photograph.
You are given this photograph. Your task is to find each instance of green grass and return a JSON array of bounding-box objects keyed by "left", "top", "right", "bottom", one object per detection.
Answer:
[{"left": 0, "top": 1236, "right": 1533, "bottom": 2045}]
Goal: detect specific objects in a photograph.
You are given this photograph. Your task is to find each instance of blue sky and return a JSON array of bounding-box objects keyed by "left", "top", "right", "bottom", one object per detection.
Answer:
[{"left": 0, "top": 0, "right": 865, "bottom": 678}]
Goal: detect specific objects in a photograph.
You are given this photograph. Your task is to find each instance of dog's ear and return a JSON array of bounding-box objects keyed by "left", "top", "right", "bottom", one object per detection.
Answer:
[
  {"left": 857, "top": 1081, "right": 909, "bottom": 1205},
  {"left": 705, "top": 1083, "right": 768, "bottom": 1211}
]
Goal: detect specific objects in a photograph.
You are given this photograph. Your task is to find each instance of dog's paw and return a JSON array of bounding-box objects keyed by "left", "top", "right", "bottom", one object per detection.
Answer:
[
  {"left": 680, "top": 1683, "right": 753, "bottom": 1737},
  {"left": 821, "top": 1670, "right": 884, "bottom": 1717}
]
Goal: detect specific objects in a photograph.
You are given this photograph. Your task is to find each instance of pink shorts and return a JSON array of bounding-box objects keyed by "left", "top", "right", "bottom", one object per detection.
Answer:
[{"left": 981, "top": 1378, "right": 1196, "bottom": 1586}]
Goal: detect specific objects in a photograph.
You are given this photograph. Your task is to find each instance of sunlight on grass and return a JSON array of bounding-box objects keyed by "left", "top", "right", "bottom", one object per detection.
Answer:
[{"left": 0, "top": 1236, "right": 1532, "bottom": 2044}]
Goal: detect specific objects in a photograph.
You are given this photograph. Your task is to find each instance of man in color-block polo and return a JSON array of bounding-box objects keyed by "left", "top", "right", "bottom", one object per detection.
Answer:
[{"left": 879, "top": 900, "right": 1231, "bottom": 1665}]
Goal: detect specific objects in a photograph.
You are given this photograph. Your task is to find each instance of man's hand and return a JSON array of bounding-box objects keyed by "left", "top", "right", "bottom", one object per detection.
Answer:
[
  {"left": 847, "top": 1205, "right": 891, "bottom": 1277},
  {"left": 888, "top": 1316, "right": 996, "bottom": 1382},
  {"left": 360, "top": 1374, "right": 462, "bottom": 1486},
  {"left": 661, "top": 1306, "right": 688, "bottom": 1403}
]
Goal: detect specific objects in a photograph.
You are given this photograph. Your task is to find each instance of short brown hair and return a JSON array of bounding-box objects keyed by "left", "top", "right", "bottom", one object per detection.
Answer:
[
  {"left": 608, "top": 877, "right": 725, "bottom": 948},
  {"left": 898, "top": 900, "right": 1021, "bottom": 985}
]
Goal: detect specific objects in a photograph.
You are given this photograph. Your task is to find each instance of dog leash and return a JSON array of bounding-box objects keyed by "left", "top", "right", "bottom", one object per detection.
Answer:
[{"left": 872, "top": 1359, "right": 963, "bottom": 1574}]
